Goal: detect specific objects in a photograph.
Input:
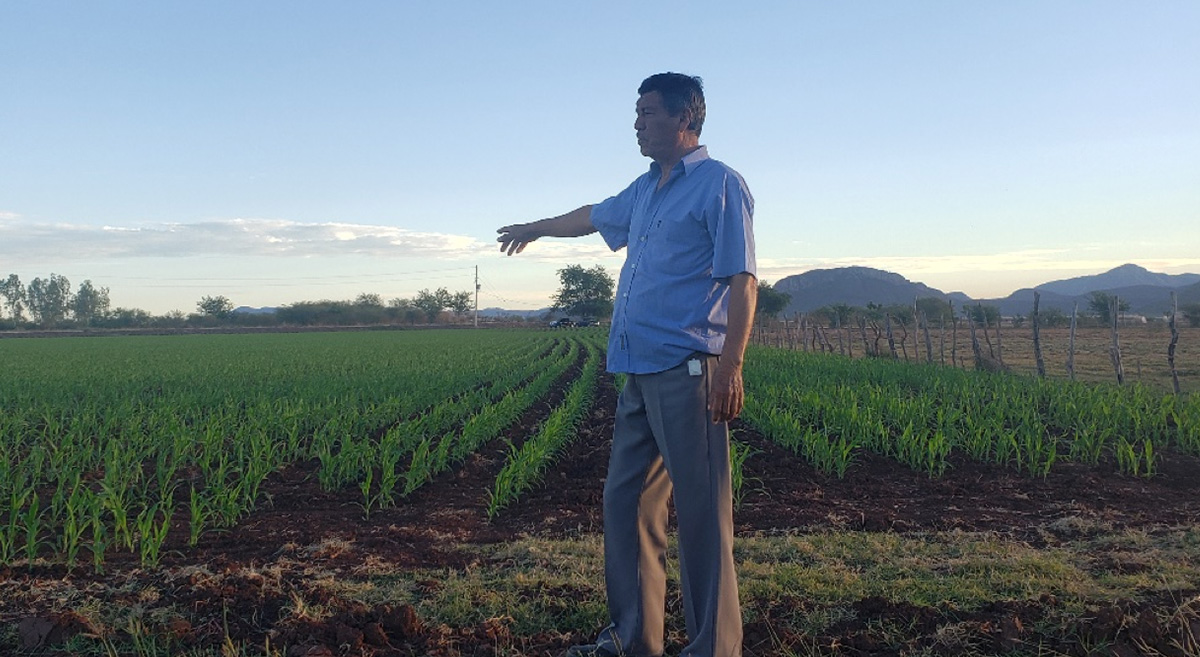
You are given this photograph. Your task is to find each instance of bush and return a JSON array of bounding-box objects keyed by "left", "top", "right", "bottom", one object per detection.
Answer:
[{"left": 1181, "top": 303, "right": 1200, "bottom": 328}]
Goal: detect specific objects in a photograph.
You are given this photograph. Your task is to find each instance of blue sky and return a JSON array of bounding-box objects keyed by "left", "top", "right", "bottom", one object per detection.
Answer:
[{"left": 2, "top": 1, "right": 1198, "bottom": 314}]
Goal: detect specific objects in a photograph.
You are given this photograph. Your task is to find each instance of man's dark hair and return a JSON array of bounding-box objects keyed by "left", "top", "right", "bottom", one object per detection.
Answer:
[{"left": 638, "top": 72, "right": 705, "bottom": 136}]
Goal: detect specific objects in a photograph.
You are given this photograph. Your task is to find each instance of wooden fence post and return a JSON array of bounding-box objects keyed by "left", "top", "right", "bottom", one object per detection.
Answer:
[
  {"left": 922, "top": 311, "right": 934, "bottom": 364},
  {"left": 1067, "top": 302, "right": 1078, "bottom": 381},
  {"left": 1032, "top": 291, "right": 1045, "bottom": 378},
  {"left": 1109, "top": 297, "right": 1124, "bottom": 386},
  {"left": 995, "top": 311, "right": 1005, "bottom": 368},
  {"left": 885, "top": 314, "right": 899, "bottom": 359},
  {"left": 938, "top": 315, "right": 946, "bottom": 366},
  {"left": 1169, "top": 292, "right": 1181, "bottom": 394},
  {"left": 969, "top": 313, "right": 983, "bottom": 370},
  {"left": 950, "top": 300, "right": 959, "bottom": 368}
]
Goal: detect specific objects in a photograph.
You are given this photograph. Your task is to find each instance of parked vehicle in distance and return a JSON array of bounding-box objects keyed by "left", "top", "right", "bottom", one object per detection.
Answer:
[{"left": 549, "top": 317, "right": 601, "bottom": 328}]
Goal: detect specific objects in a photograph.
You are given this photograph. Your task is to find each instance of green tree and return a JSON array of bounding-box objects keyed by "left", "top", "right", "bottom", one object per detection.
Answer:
[
  {"left": 72, "top": 280, "right": 111, "bottom": 325},
  {"left": 102, "top": 307, "right": 153, "bottom": 328},
  {"left": 449, "top": 290, "right": 473, "bottom": 315},
  {"left": 197, "top": 295, "right": 234, "bottom": 318},
  {"left": 552, "top": 265, "right": 614, "bottom": 319},
  {"left": 915, "top": 297, "right": 954, "bottom": 323},
  {"left": 0, "top": 274, "right": 26, "bottom": 322},
  {"left": 756, "top": 281, "right": 790, "bottom": 319},
  {"left": 819, "top": 303, "right": 857, "bottom": 327},
  {"left": 1040, "top": 307, "right": 1068, "bottom": 328},
  {"left": 158, "top": 310, "right": 187, "bottom": 328},
  {"left": 1180, "top": 303, "right": 1200, "bottom": 328},
  {"left": 355, "top": 293, "right": 383, "bottom": 307},
  {"left": 1087, "top": 291, "right": 1130, "bottom": 324},
  {"left": 967, "top": 304, "right": 1000, "bottom": 326},
  {"left": 388, "top": 297, "right": 423, "bottom": 324},
  {"left": 882, "top": 303, "right": 915, "bottom": 326},
  {"left": 27, "top": 274, "right": 72, "bottom": 326},
  {"left": 414, "top": 288, "right": 454, "bottom": 322},
  {"left": 278, "top": 300, "right": 349, "bottom": 325}
]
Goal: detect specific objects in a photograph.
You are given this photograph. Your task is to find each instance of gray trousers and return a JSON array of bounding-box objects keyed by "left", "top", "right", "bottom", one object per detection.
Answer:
[{"left": 594, "top": 354, "right": 742, "bottom": 657}]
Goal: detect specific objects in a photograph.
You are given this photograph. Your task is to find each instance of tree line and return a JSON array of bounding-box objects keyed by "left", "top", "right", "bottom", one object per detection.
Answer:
[
  {"left": 1, "top": 274, "right": 112, "bottom": 328},
  {"left": 7, "top": 268, "right": 1192, "bottom": 332},
  {"left": 0, "top": 273, "right": 480, "bottom": 330}
]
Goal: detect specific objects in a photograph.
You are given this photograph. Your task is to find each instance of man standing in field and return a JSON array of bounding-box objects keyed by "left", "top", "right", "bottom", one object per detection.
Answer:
[{"left": 497, "top": 72, "right": 756, "bottom": 657}]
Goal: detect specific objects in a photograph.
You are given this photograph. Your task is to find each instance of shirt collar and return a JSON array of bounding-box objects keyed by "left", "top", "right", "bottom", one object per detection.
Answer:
[
  {"left": 649, "top": 145, "right": 710, "bottom": 177},
  {"left": 681, "top": 145, "right": 709, "bottom": 173}
]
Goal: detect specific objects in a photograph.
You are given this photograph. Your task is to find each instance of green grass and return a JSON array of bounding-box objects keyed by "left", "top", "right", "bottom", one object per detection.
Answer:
[{"left": 7, "top": 527, "right": 1198, "bottom": 656}]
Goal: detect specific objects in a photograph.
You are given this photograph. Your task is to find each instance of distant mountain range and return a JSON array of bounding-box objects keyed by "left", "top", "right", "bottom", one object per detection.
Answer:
[
  {"left": 230, "top": 264, "right": 1199, "bottom": 321},
  {"left": 773, "top": 264, "right": 1200, "bottom": 317},
  {"left": 478, "top": 307, "right": 551, "bottom": 318}
]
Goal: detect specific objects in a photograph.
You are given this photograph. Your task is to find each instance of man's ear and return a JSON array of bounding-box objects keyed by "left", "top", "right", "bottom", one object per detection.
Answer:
[{"left": 676, "top": 109, "right": 694, "bottom": 135}]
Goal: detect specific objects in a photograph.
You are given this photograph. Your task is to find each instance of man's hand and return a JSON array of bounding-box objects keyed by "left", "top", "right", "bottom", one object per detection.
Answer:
[
  {"left": 496, "top": 206, "right": 597, "bottom": 256},
  {"left": 708, "top": 360, "right": 745, "bottom": 424},
  {"left": 709, "top": 272, "right": 756, "bottom": 424},
  {"left": 497, "top": 223, "right": 541, "bottom": 256}
]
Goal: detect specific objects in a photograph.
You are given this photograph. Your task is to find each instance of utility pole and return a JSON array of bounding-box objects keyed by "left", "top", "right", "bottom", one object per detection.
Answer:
[{"left": 474, "top": 265, "right": 480, "bottom": 328}]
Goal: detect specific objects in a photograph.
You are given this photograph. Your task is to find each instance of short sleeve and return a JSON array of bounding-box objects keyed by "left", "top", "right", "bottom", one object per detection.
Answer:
[
  {"left": 590, "top": 177, "right": 641, "bottom": 252},
  {"left": 708, "top": 170, "right": 756, "bottom": 281}
]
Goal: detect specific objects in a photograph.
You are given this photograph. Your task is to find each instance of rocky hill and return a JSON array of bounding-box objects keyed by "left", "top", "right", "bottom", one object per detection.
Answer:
[{"left": 771, "top": 264, "right": 1198, "bottom": 317}]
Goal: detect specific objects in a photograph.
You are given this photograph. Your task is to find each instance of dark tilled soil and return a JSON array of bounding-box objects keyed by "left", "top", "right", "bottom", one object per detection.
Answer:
[{"left": 5, "top": 374, "right": 1200, "bottom": 656}]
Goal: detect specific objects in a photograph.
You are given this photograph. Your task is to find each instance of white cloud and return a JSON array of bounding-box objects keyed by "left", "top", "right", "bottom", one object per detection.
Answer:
[{"left": 0, "top": 217, "right": 502, "bottom": 260}]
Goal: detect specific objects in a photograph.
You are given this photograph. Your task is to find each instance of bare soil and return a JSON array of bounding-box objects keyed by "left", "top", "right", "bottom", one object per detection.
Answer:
[{"left": 4, "top": 374, "right": 1200, "bottom": 656}]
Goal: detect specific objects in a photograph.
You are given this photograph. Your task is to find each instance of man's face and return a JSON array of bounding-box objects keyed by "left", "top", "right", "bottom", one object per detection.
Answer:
[{"left": 634, "top": 91, "right": 689, "bottom": 160}]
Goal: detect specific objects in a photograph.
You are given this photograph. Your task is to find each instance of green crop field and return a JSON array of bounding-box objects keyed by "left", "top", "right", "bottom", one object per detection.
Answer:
[{"left": 2, "top": 329, "right": 1198, "bottom": 656}]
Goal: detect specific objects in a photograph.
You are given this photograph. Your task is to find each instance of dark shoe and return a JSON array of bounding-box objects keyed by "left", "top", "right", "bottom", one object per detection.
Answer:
[{"left": 563, "top": 645, "right": 619, "bottom": 657}]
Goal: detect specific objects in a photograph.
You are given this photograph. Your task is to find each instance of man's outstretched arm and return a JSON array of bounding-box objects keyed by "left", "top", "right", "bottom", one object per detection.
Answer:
[{"left": 497, "top": 205, "right": 597, "bottom": 255}]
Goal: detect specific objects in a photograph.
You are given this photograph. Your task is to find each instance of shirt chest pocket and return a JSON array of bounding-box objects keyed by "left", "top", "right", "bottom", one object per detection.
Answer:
[{"left": 654, "top": 213, "right": 713, "bottom": 275}]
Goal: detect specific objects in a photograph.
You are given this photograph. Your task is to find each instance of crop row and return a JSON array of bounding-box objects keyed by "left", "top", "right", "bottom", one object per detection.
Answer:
[
  {"left": 487, "top": 340, "right": 602, "bottom": 517},
  {"left": 743, "top": 346, "right": 1200, "bottom": 479},
  {"left": 0, "top": 330, "right": 603, "bottom": 570}
]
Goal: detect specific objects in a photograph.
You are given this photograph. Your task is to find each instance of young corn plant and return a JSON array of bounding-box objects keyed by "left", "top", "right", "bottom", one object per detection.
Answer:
[
  {"left": 22, "top": 493, "right": 46, "bottom": 567},
  {"left": 1114, "top": 437, "right": 1157, "bottom": 478},
  {"left": 136, "top": 492, "right": 174, "bottom": 567},
  {"left": 59, "top": 486, "right": 93, "bottom": 569},
  {"left": 729, "top": 438, "right": 756, "bottom": 509},
  {"left": 187, "top": 485, "right": 209, "bottom": 547}
]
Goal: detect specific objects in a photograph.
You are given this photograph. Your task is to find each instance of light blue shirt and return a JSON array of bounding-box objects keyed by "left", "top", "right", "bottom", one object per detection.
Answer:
[{"left": 591, "top": 146, "right": 756, "bottom": 374}]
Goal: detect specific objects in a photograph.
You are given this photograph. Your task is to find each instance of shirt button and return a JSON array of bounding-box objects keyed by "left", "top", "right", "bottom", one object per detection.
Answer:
[{"left": 639, "top": 236, "right": 646, "bottom": 242}]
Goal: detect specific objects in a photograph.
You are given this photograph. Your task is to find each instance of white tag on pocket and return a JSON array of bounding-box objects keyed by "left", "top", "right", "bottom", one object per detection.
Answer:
[{"left": 687, "top": 358, "right": 702, "bottom": 376}]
